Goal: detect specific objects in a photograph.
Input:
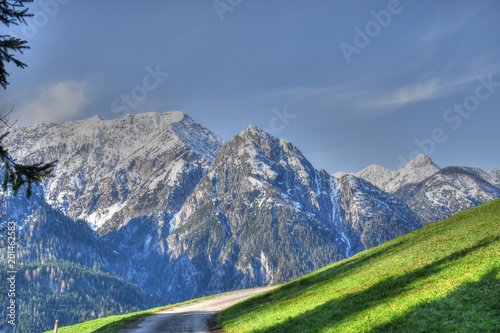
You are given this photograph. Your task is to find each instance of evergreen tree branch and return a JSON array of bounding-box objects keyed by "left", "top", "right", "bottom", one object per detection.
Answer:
[{"left": 0, "top": 0, "right": 33, "bottom": 88}]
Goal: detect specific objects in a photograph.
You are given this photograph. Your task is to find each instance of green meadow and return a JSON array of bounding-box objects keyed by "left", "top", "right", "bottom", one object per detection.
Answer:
[{"left": 218, "top": 199, "right": 500, "bottom": 332}]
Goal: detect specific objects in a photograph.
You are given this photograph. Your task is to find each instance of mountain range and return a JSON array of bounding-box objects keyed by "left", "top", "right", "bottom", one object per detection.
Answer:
[{"left": 1, "top": 111, "right": 498, "bottom": 332}]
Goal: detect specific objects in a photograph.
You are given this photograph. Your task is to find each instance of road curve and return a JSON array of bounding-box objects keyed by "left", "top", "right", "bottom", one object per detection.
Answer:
[{"left": 118, "top": 286, "right": 277, "bottom": 333}]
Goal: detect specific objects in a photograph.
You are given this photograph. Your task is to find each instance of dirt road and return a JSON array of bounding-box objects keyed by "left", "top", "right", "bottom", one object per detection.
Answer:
[{"left": 118, "top": 286, "right": 276, "bottom": 333}]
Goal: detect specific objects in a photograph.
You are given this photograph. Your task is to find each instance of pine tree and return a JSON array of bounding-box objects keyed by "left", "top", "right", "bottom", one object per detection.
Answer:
[
  {"left": 0, "top": 0, "right": 56, "bottom": 256},
  {"left": 0, "top": 126, "right": 57, "bottom": 198},
  {"left": 0, "top": 1, "right": 56, "bottom": 198},
  {"left": 1, "top": 0, "right": 33, "bottom": 89}
]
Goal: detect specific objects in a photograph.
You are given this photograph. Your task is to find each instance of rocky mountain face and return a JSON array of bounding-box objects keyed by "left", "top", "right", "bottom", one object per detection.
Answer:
[
  {"left": 354, "top": 154, "right": 441, "bottom": 194},
  {"left": 335, "top": 174, "right": 421, "bottom": 254},
  {"left": 164, "top": 126, "right": 420, "bottom": 296},
  {"left": 353, "top": 154, "right": 500, "bottom": 225},
  {"left": 393, "top": 166, "right": 500, "bottom": 225},
  {"left": 4, "top": 111, "right": 222, "bottom": 234},
  {"left": 0, "top": 183, "right": 158, "bottom": 332},
  {"left": 0, "top": 112, "right": 497, "bottom": 332}
]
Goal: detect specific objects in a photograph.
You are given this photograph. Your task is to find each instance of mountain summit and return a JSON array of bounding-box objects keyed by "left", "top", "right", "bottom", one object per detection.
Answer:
[
  {"left": 353, "top": 154, "right": 499, "bottom": 225},
  {"left": 5, "top": 111, "right": 223, "bottom": 232},
  {"left": 165, "top": 122, "right": 419, "bottom": 294},
  {"left": 355, "top": 154, "right": 440, "bottom": 193},
  {"left": 1, "top": 112, "right": 498, "bottom": 332}
]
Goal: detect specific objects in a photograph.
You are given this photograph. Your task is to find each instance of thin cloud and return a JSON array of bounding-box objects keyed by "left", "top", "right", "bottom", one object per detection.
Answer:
[
  {"left": 367, "top": 66, "right": 500, "bottom": 112},
  {"left": 247, "top": 50, "right": 500, "bottom": 122},
  {"left": 414, "top": 2, "right": 489, "bottom": 47},
  {"left": 21, "top": 80, "right": 90, "bottom": 124},
  {"left": 370, "top": 78, "right": 441, "bottom": 109}
]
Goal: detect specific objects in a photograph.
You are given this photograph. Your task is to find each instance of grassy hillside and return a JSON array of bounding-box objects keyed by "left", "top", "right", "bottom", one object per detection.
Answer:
[{"left": 219, "top": 199, "right": 500, "bottom": 332}]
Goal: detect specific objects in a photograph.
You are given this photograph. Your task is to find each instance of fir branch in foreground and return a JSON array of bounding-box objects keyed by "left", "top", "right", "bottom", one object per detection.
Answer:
[{"left": 0, "top": 131, "right": 56, "bottom": 198}]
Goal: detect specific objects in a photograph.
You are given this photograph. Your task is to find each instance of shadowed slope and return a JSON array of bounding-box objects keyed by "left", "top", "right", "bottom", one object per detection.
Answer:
[{"left": 219, "top": 199, "right": 500, "bottom": 333}]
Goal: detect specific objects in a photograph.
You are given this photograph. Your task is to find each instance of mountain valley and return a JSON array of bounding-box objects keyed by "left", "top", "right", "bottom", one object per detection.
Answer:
[{"left": 1, "top": 111, "right": 498, "bottom": 332}]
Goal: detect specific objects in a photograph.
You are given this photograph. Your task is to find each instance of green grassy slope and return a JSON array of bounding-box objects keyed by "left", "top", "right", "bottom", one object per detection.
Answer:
[{"left": 219, "top": 199, "right": 500, "bottom": 333}]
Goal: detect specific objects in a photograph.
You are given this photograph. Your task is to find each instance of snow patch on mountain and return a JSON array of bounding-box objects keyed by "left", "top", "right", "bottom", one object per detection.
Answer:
[
  {"left": 355, "top": 154, "right": 440, "bottom": 193},
  {"left": 354, "top": 164, "right": 396, "bottom": 190},
  {"left": 4, "top": 111, "right": 223, "bottom": 233},
  {"left": 87, "top": 201, "right": 128, "bottom": 229}
]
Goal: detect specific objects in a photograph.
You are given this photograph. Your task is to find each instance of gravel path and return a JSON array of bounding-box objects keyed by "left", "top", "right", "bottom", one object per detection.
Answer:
[{"left": 118, "top": 286, "right": 276, "bottom": 333}]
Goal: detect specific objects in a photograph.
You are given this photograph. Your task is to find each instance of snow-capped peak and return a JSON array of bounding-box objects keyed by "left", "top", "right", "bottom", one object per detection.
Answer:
[
  {"left": 401, "top": 154, "right": 440, "bottom": 171},
  {"left": 354, "top": 164, "right": 396, "bottom": 189},
  {"left": 332, "top": 171, "right": 349, "bottom": 179},
  {"left": 4, "top": 111, "right": 223, "bottom": 232},
  {"left": 352, "top": 154, "right": 440, "bottom": 194},
  {"left": 236, "top": 125, "right": 272, "bottom": 141}
]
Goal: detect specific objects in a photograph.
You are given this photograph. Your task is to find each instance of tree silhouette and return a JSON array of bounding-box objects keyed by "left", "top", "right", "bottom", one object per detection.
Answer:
[
  {"left": 0, "top": 0, "right": 56, "bottom": 199},
  {"left": 0, "top": 114, "right": 57, "bottom": 198},
  {"left": 1, "top": 0, "right": 34, "bottom": 89}
]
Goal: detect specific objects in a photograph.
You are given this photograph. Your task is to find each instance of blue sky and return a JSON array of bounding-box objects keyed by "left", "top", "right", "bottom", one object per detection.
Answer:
[{"left": 2, "top": 0, "right": 499, "bottom": 173}]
